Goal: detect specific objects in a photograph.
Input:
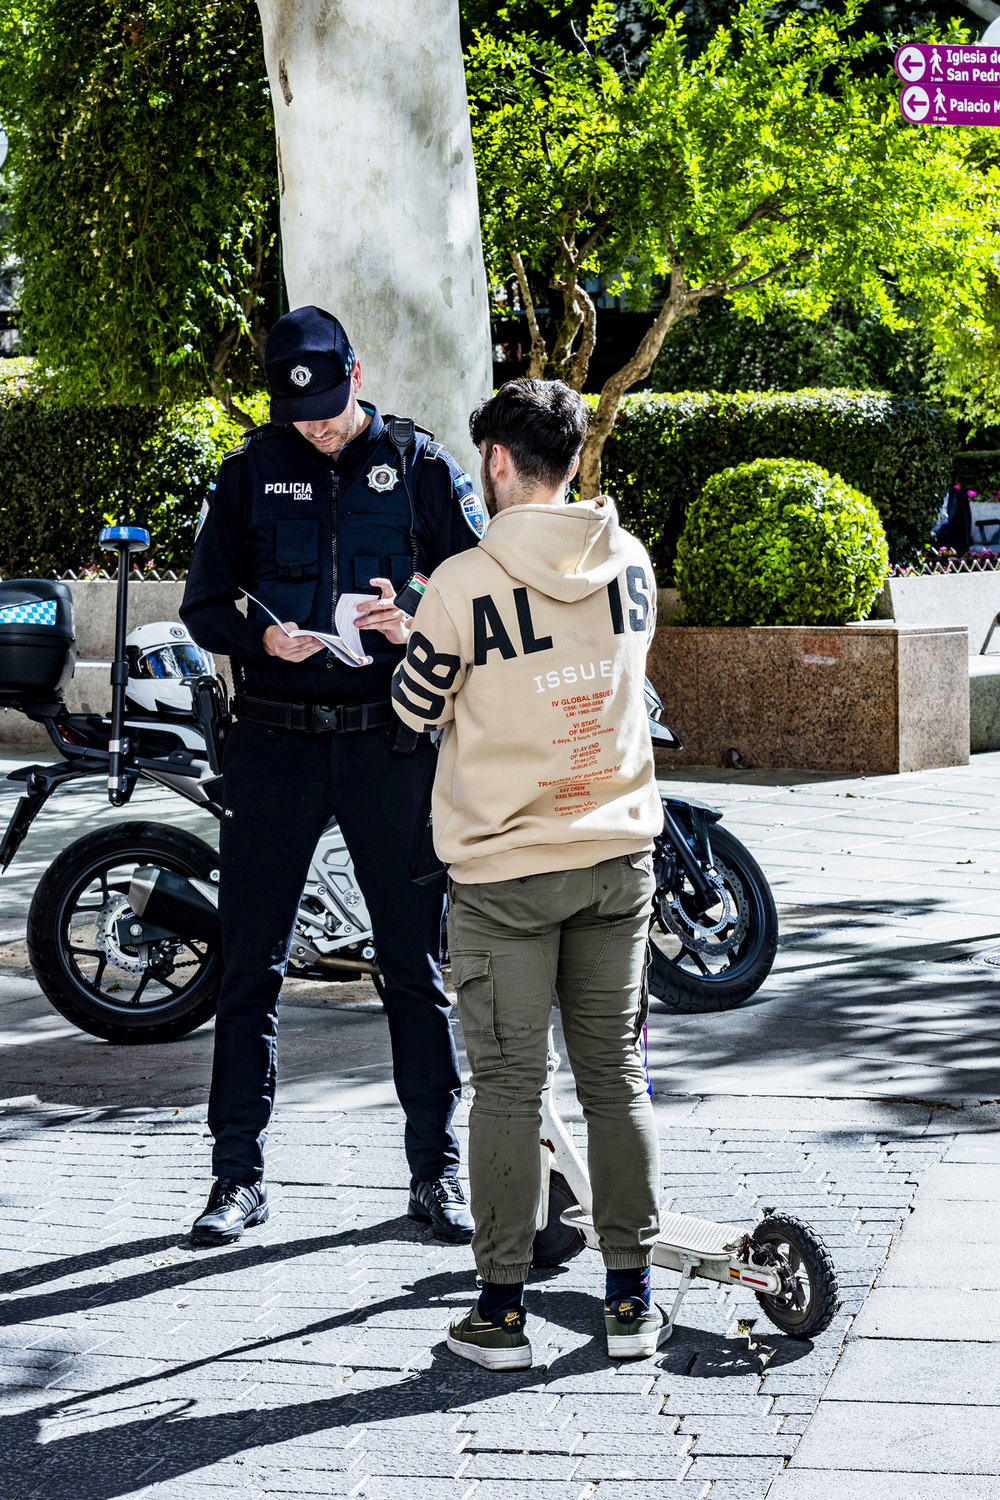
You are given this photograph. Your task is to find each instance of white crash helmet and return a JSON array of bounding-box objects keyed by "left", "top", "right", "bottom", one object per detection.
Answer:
[{"left": 125, "top": 621, "right": 216, "bottom": 716}]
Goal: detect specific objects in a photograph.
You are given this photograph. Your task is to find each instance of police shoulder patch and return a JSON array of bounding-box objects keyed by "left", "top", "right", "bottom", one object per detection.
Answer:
[
  {"left": 456, "top": 480, "right": 487, "bottom": 538},
  {"left": 194, "top": 497, "right": 210, "bottom": 542}
]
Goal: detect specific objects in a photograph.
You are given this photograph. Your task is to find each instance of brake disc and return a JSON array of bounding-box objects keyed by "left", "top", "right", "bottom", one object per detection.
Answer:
[
  {"left": 658, "top": 858, "right": 748, "bottom": 957},
  {"left": 95, "top": 894, "right": 146, "bottom": 975}
]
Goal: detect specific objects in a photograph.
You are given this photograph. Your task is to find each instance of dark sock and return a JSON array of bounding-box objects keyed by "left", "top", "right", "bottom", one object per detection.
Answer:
[
  {"left": 605, "top": 1266, "right": 651, "bottom": 1309},
  {"left": 478, "top": 1280, "right": 524, "bottom": 1319}
]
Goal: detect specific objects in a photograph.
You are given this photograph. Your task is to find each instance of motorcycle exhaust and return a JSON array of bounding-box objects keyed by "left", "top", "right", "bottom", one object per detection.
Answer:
[{"left": 128, "top": 866, "right": 221, "bottom": 944}]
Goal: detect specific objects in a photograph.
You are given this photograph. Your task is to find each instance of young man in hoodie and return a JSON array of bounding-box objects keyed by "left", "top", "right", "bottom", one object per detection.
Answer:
[{"left": 383, "top": 378, "right": 666, "bottom": 1370}]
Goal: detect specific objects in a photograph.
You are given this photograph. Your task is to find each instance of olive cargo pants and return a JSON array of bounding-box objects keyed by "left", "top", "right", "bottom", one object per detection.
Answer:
[{"left": 447, "top": 854, "right": 661, "bottom": 1284}]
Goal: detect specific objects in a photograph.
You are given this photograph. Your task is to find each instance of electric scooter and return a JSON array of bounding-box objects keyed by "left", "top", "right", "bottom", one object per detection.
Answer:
[{"left": 530, "top": 1033, "right": 838, "bottom": 1340}]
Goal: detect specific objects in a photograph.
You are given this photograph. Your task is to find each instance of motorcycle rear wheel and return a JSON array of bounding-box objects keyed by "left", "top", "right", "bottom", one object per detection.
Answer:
[
  {"left": 27, "top": 821, "right": 222, "bottom": 1044},
  {"left": 648, "top": 822, "right": 777, "bottom": 1014}
]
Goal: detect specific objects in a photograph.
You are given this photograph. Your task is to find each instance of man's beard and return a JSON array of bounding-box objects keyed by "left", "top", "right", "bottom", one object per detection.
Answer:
[{"left": 481, "top": 461, "right": 499, "bottom": 518}]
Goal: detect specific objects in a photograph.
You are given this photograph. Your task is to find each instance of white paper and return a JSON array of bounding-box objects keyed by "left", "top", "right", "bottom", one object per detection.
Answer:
[{"left": 243, "top": 589, "right": 373, "bottom": 668}]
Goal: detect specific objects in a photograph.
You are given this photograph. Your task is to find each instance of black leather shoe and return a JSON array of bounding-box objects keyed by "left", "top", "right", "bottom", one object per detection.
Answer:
[
  {"left": 408, "top": 1177, "right": 474, "bottom": 1243},
  {"left": 191, "top": 1179, "right": 269, "bottom": 1246}
]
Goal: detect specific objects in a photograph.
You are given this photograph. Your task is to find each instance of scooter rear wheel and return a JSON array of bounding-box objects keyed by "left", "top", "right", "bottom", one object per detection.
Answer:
[
  {"left": 749, "top": 1212, "right": 839, "bottom": 1339},
  {"left": 531, "top": 1170, "right": 587, "bottom": 1267},
  {"left": 27, "top": 821, "right": 222, "bottom": 1044}
]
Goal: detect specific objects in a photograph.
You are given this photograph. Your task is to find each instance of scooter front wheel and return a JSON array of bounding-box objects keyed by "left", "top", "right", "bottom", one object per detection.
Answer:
[
  {"left": 750, "top": 1212, "right": 839, "bottom": 1339},
  {"left": 27, "top": 822, "right": 222, "bottom": 1044}
]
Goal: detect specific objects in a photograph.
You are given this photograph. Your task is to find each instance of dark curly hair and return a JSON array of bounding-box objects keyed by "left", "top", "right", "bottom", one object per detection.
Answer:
[{"left": 469, "top": 378, "right": 589, "bottom": 488}]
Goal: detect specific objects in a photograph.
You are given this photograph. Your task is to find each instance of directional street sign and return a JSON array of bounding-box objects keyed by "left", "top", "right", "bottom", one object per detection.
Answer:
[
  {"left": 896, "top": 43, "right": 1000, "bottom": 125},
  {"left": 894, "top": 41, "right": 1000, "bottom": 85},
  {"left": 899, "top": 82, "right": 1000, "bottom": 125}
]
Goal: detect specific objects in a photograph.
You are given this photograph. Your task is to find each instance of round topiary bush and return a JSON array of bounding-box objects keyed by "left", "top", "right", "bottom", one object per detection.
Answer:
[{"left": 674, "top": 458, "right": 889, "bottom": 626}]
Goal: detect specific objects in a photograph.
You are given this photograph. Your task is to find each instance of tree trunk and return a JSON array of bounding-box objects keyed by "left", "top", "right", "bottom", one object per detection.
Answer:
[
  {"left": 255, "top": 0, "right": 492, "bottom": 478},
  {"left": 510, "top": 249, "right": 547, "bottom": 378},
  {"left": 566, "top": 281, "right": 597, "bottom": 394},
  {"left": 577, "top": 270, "right": 704, "bottom": 498}
]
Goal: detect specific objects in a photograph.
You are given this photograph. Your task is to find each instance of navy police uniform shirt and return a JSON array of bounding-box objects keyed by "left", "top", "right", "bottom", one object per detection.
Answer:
[{"left": 180, "top": 404, "right": 485, "bottom": 705}]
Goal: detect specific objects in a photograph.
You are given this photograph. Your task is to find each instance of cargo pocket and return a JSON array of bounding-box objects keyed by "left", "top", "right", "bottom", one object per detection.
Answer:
[
  {"left": 270, "top": 519, "right": 320, "bottom": 623},
  {"left": 450, "top": 950, "right": 505, "bottom": 1073}
]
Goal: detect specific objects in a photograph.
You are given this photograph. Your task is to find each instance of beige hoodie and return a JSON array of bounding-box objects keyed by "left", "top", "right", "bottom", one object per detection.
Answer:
[{"left": 390, "top": 497, "right": 663, "bottom": 884}]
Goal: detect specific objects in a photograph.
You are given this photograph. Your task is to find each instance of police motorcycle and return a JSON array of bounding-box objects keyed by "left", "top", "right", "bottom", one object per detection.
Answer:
[{"left": 0, "top": 527, "right": 777, "bottom": 1046}]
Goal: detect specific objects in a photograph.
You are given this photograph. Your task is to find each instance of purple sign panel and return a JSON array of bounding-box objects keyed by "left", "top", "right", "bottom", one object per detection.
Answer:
[
  {"left": 895, "top": 42, "right": 1000, "bottom": 86},
  {"left": 898, "top": 81, "right": 1000, "bottom": 125}
]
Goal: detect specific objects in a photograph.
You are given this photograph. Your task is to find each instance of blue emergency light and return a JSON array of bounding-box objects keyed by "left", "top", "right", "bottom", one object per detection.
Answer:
[{"left": 99, "top": 525, "right": 150, "bottom": 552}]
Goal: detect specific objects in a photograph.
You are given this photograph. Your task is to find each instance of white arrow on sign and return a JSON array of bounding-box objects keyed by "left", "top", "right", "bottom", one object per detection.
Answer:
[
  {"left": 901, "top": 84, "right": 931, "bottom": 121},
  {"left": 898, "top": 45, "right": 926, "bottom": 81}
]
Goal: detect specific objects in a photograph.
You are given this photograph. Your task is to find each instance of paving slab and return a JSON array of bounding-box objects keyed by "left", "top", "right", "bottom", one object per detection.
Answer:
[
  {"left": 822, "top": 1338, "right": 1000, "bottom": 1404},
  {"left": 912, "top": 1162, "right": 1000, "bottom": 1200},
  {"left": 788, "top": 1398, "right": 1000, "bottom": 1473},
  {"left": 771, "top": 1473, "right": 1000, "bottom": 1499},
  {"left": 850, "top": 1286, "right": 1000, "bottom": 1340}
]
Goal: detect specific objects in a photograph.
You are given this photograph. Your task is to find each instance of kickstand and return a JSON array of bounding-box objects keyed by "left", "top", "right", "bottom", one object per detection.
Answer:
[{"left": 665, "top": 1256, "right": 699, "bottom": 1333}]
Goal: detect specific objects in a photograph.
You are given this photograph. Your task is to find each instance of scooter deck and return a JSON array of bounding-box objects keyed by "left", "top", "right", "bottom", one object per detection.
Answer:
[{"left": 561, "top": 1206, "right": 740, "bottom": 1260}]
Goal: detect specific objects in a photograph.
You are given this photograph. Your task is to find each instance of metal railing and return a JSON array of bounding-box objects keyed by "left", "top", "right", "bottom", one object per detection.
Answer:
[
  {"left": 890, "top": 553, "right": 1000, "bottom": 578},
  {"left": 46, "top": 568, "right": 188, "bottom": 582}
]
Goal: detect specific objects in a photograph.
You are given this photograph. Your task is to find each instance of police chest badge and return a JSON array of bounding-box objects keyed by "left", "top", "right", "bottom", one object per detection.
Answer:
[
  {"left": 458, "top": 482, "right": 487, "bottom": 538},
  {"left": 367, "top": 463, "right": 399, "bottom": 493}
]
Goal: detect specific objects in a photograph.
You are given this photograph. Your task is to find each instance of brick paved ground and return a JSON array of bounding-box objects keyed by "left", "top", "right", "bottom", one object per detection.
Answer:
[
  {"left": 1, "top": 1096, "right": 957, "bottom": 1500},
  {"left": 1, "top": 750, "right": 999, "bottom": 1497}
]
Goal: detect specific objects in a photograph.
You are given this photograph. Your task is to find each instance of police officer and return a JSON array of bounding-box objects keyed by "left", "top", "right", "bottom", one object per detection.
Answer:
[{"left": 180, "top": 305, "right": 484, "bottom": 1246}]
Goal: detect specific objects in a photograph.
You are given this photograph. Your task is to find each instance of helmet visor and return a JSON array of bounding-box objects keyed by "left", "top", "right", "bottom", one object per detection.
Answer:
[{"left": 136, "top": 643, "right": 214, "bottom": 680}]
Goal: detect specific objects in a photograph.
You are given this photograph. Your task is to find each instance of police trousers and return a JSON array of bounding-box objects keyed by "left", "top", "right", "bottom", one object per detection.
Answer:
[
  {"left": 447, "top": 855, "right": 660, "bottom": 1284},
  {"left": 208, "top": 718, "right": 461, "bottom": 1185}
]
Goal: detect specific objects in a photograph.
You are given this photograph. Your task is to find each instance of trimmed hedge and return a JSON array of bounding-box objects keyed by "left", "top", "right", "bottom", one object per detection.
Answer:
[
  {"left": 0, "top": 361, "right": 257, "bottom": 576},
  {"left": 675, "top": 459, "right": 889, "bottom": 626},
  {"left": 599, "top": 389, "right": 955, "bottom": 578}
]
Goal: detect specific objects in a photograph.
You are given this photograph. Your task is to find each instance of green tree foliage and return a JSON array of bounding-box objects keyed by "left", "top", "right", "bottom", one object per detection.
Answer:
[
  {"left": 0, "top": 0, "right": 276, "bottom": 418},
  {"left": 651, "top": 298, "right": 931, "bottom": 397},
  {"left": 675, "top": 458, "right": 890, "bottom": 625},
  {"left": 0, "top": 360, "right": 259, "bottom": 575},
  {"left": 467, "top": 0, "right": 993, "bottom": 495}
]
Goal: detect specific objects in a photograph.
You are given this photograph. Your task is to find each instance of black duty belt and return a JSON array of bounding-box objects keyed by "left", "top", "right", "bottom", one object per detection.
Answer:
[{"left": 235, "top": 694, "right": 392, "bottom": 734}]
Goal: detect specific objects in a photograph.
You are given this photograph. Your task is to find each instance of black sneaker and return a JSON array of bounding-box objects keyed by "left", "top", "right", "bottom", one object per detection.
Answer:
[
  {"left": 191, "top": 1179, "right": 268, "bottom": 1246},
  {"left": 407, "top": 1177, "right": 474, "bottom": 1243},
  {"left": 447, "top": 1300, "right": 532, "bottom": 1371}
]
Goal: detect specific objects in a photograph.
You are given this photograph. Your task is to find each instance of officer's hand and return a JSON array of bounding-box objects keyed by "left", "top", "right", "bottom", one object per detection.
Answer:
[
  {"left": 353, "top": 578, "right": 410, "bottom": 646},
  {"left": 263, "top": 624, "right": 325, "bottom": 660}
]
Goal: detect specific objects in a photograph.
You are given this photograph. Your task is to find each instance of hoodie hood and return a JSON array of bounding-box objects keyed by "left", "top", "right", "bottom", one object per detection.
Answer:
[{"left": 478, "top": 496, "right": 627, "bottom": 603}]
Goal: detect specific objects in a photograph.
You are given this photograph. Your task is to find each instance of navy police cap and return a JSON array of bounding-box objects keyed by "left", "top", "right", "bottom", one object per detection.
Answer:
[{"left": 265, "top": 306, "right": 357, "bottom": 424}]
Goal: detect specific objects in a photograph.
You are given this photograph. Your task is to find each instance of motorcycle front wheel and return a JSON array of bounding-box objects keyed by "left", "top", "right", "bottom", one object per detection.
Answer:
[
  {"left": 648, "top": 821, "right": 777, "bottom": 1014},
  {"left": 27, "top": 821, "right": 222, "bottom": 1044}
]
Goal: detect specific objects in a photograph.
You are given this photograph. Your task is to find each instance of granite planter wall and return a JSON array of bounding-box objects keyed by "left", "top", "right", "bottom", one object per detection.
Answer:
[{"left": 646, "top": 621, "right": 970, "bottom": 775}]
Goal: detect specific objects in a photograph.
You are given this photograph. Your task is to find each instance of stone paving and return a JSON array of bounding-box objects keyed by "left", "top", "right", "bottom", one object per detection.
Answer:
[
  {"left": 0, "top": 1098, "right": 953, "bottom": 1500},
  {"left": 0, "top": 747, "right": 998, "bottom": 1496}
]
